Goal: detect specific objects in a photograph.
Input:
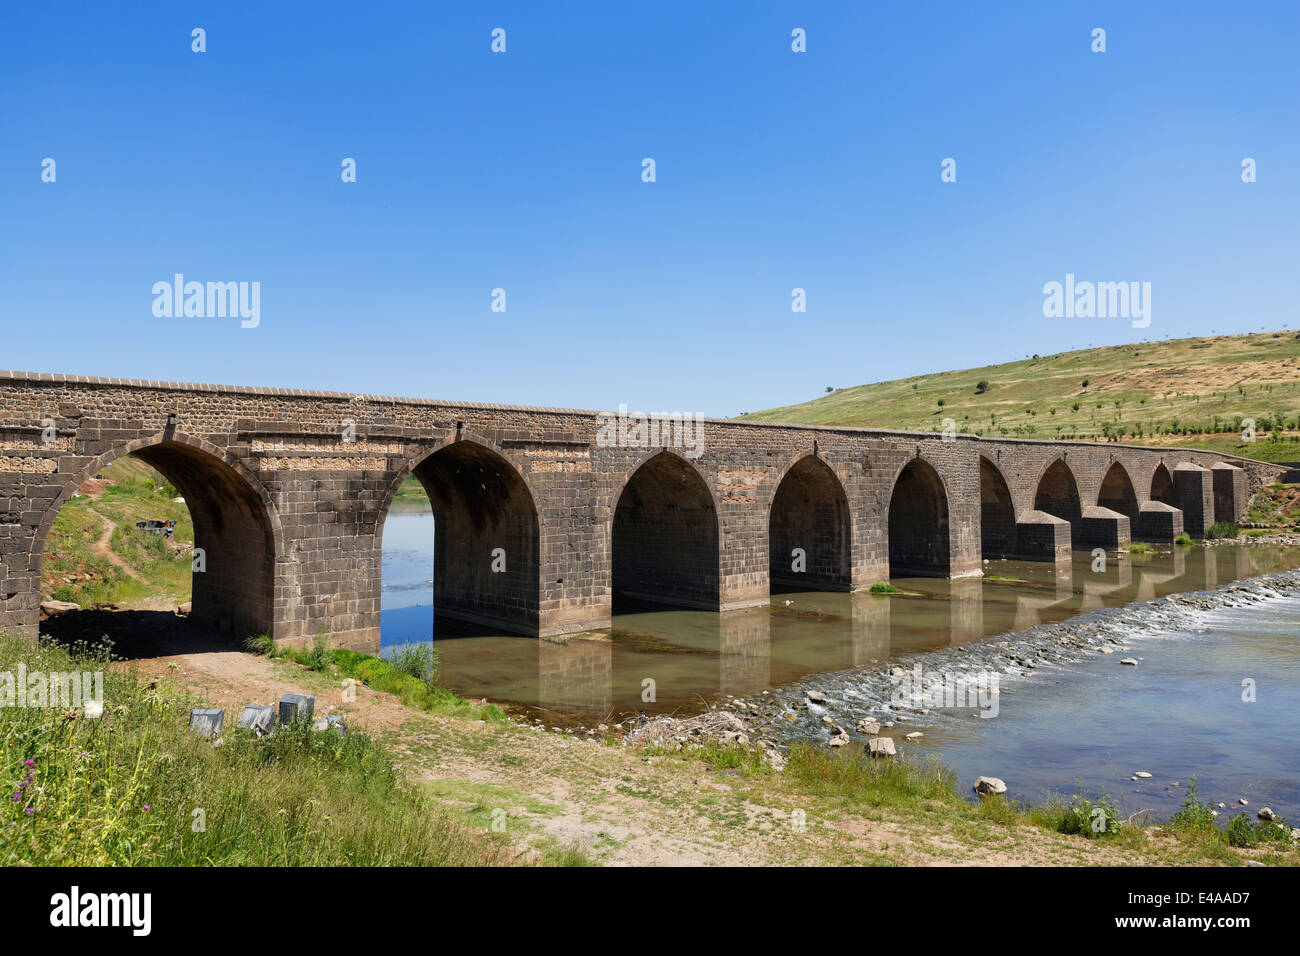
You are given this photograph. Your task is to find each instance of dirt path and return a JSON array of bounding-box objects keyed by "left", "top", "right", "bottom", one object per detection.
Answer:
[
  {"left": 87, "top": 508, "right": 140, "bottom": 580},
  {"left": 114, "top": 644, "right": 1245, "bottom": 867}
]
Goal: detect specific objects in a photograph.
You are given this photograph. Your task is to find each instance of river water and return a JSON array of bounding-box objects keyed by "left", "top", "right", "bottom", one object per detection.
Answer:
[{"left": 381, "top": 507, "right": 1300, "bottom": 815}]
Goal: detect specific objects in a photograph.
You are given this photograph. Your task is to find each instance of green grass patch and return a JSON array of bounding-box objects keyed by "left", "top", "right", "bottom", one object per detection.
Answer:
[
  {"left": 1205, "top": 521, "right": 1241, "bottom": 539},
  {"left": 868, "top": 582, "right": 900, "bottom": 594},
  {"left": 1126, "top": 542, "right": 1156, "bottom": 555},
  {"left": 274, "top": 642, "right": 507, "bottom": 722},
  {"left": 0, "top": 630, "right": 508, "bottom": 866}
]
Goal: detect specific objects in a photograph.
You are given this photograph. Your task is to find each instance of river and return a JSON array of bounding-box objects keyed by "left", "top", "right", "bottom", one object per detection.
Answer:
[{"left": 381, "top": 506, "right": 1300, "bottom": 815}]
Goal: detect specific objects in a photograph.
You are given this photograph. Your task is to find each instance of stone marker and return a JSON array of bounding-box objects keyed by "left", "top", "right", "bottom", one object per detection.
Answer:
[
  {"left": 865, "top": 737, "right": 896, "bottom": 758},
  {"left": 189, "top": 708, "right": 224, "bottom": 739},
  {"left": 973, "top": 776, "right": 1008, "bottom": 796},
  {"left": 279, "top": 693, "right": 315, "bottom": 724},
  {"left": 312, "top": 713, "right": 346, "bottom": 736},
  {"left": 238, "top": 704, "right": 275, "bottom": 737}
]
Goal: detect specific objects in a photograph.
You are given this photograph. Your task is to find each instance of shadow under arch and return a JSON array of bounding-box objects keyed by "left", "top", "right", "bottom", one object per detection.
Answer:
[
  {"left": 1034, "top": 458, "right": 1083, "bottom": 545},
  {"left": 1151, "top": 462, "right": 1176, "bottom": 504},
  {"left": 888, "top": 457, "right": 950, "bottom": 577},
  {"left": 1098, "top": 461, "right": 1139, "bottom": 527},
  {"left": 612, "top": 451, "right": 719, "bottom": 611},
  {"left": 769, "top": 455, "right": 851, "bottom": 593},
  {"left": 35, "top": 432, "right": 282, "bottom": 644},
  {"left": 395, "top": 438, "right": 541, "bottom": 637},
  {"left": 979, "top": 456, "right": 1016, "bottom": 559}
]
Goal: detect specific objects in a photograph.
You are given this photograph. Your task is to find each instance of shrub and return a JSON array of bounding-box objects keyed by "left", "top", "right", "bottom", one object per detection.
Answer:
[
  {"left": 1204, "top": 521, "right": 1240, "bottom": 539},
  {"left": 1168, "top": 777, "right": 1218, "bottom": 835},
  {"left": 868, "top": 582, "right": 900, "bottom": 594},
  {"left": 1226, "top": 813, "right": 1292, "bottom": 848},
  {"left": 1057, "top": 790, "right": 1123, "bottom": 838},
  {"left": 389, "top": 641, "right": 439, "bottom": 688},
  {"left": 1174, "top": 533, "right": 1195, "bottom": 547}
]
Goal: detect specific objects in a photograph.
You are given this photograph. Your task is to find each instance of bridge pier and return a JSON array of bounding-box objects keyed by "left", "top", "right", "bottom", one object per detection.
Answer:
[
  {"left": 1173, "top": 463, "right": 1215, "bottom": 536},
  {"left": 1075, "top": 506, "right": 1131, "bottom": 550}
]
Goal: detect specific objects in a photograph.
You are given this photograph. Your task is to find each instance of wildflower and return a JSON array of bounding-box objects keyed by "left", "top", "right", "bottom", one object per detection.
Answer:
[
  {"left": 23, "top": 807, "right": 34, "bottom": 814},
  {"left": 143, "top": 805, "right": 150, "bottom": 811},
  {"left": 24, "top": 760, "right": 34, "bottom": 767}
]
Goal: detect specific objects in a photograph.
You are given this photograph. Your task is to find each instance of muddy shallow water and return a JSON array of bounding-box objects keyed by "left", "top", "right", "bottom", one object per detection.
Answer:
[{"left": 382, "top": 509, "right": 1300, "bottom": 813}]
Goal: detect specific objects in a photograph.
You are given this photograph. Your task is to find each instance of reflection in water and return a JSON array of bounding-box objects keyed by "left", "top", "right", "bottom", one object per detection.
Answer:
[{"left": 380, "top": 505, "right": 1300, "bottom": 727}]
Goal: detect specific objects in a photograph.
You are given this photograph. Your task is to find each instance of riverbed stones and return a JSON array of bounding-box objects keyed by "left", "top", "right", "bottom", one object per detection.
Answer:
[
  {"left": 827, "top": 734, "right": 848, "bottom": 747},
  {"left": 905, "top": 731, "right": 924, "bottom": 739},
  {"left": 237, "top": 704, "right": 275, "bottom": 736},
  {"left": 189, "top": 708, "right": 224, "bottom": 739},
  {"left": 973, "top": 776, "right": 1007, "bottom": 796},
  {"left": 865, "top": 737, "right": 896, "bottom": 758},
  {"left": 805, "top": 690, "right": 826, "bottom": 704},
  {"left": 856, "top": 718, "right": 881, "bottom": 735},
  {"left": 1239, "top": 798, "right": 1249, "bottom": 806},
  {"left": 1120, "top": 658, "right": 1139, "bottom": 666},
  {"left": 279, "top": 693, "right": 315, "bottom": 724},
  {"left": 1135, "top": 771, "right": 1152, "bottom": 778},
  {"left": 1258, "top": 807, "right": 1277, "bottom": 821}
]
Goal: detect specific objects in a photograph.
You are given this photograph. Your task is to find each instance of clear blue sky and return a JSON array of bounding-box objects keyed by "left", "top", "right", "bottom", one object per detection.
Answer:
[{"left": 3, "top": 2, "right": 1297, "bottom": 416}]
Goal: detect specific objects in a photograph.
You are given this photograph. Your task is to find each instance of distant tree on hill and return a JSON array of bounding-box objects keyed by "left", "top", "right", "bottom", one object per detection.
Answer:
[{"left": 975, "top": 380, "right": 989, "bottom": 394}]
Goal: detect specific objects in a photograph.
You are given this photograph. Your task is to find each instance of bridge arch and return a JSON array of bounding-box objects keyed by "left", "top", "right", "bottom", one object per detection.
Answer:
[
  {"left": 768, "top": 455, "right": 851, "bottom": 592},
  {"left": 1033, "top": 458, "right": 1083, "bottom": 544},
  {"left": 888, "top": 456, "right": 950, "bottom": 577},
  {"left": 979, "top": 456, "right": 1016, "bottom": 559},
  {"left": 1151, "top": 462, "right": 1175, "bottom": 504},
  {"left": 612, "top": 451, "right": 720, "bottom": 610},
  {"left": 1098, "top": 461, "right": 1140, "bottom": 527},
  {"left": 34, "top": 431, "right": 282, "bottom": 640},
  {"left": 392, "top": 437, "right": 541, "bottom": 636}
]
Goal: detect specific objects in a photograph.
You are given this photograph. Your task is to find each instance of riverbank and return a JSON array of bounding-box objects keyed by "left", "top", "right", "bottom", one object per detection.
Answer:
[{"left": 46, "top": 623, "right": 1292, "bottom": 866}]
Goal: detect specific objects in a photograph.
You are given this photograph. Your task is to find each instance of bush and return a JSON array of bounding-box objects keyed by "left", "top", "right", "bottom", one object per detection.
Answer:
[
  {"left": 1168, "top": 777, "right": 1217, "bottom": 836},
  {"left": 1057, "top": 790, "right": 1123, "bottom": 838},
  {"left": 1174, "top": 533, "right": 1195, "bottom": 547},
  {"left": 389, "top": 641, "right": 438, "bottom": 687},
  {"left": 1205, "top": 521, "right": 1240, "bottom": 539},
  {"left": 868, "top": 582, "right": 900, "bottom": 594},
  {"left": 1226, "top": 813, "right": 1292, "bottom": 848}
]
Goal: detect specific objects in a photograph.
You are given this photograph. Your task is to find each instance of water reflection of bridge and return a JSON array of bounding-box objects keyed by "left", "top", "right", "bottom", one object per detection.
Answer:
[{"left": 532, "top": 547, "right": 1275, "bottom": 715}]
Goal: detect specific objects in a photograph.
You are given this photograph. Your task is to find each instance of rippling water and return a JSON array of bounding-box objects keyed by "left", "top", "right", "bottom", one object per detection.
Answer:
[{"left": 381, "top": 508, "right": 1300, "bottom": 813}]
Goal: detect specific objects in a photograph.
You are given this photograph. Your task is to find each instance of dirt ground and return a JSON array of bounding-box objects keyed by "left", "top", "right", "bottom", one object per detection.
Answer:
[{"left": 99, "top": 636, "right": 1262, "bottom": 867}]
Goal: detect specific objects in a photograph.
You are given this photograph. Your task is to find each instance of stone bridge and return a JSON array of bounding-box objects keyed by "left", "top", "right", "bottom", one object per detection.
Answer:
[{"left": 0, "top": 371, "right": 1282, "bottom": 651}]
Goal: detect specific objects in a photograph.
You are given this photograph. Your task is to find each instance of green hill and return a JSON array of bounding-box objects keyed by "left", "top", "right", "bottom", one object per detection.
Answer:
[{"left": 741, "top": 330, "right": 1300, "bottom": 463}]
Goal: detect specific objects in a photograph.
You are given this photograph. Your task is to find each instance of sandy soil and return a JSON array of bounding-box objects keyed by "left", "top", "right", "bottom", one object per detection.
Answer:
[{"left": 103, "top": 639, "right": 1225, "bottom": 867}]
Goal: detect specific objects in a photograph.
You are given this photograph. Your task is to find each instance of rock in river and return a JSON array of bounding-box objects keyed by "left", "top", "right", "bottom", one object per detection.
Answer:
[{"left": 973, "top": 776, "right": 1008, "bottom": 796}]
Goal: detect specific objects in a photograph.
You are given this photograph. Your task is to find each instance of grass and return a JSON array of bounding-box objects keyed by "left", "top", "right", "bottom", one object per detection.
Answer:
[
  {"left": 0, "top": 630, "right": 512, "bottom": 866},
  {"left": 868, "top": 582, "right": 901, "bottom": 594},
  {"left": 1205, "top": 521, "right": 1241, "bottom": 539},
  {"left": 1126, "top": 542, "right": 1156, "bottom": 555},
  {"left": 265, "top": 639, "right": 508, "bottom": 722},
  {"left": 740, "top": 329, "right": 1300, "bottom": 458},
  {"left": 1174, "top": 533, "right": 1195, "bottom": 547},
  {"left": 42, "top": 454, "right": 194, "bottom": 609}
]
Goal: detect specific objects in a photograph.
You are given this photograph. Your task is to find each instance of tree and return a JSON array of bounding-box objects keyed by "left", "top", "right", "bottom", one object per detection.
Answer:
[{"left": 975, "top": 379, "right": 989, "bottom": 394}]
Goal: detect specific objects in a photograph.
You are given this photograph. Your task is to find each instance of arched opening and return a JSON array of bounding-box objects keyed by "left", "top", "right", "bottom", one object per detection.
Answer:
[
  {"left": 979, "top": 457, "right": 1016, "bottom": 559},
  {"left": 612, "top": 452, "right": 719, "bottom": 611},
  {"left": 38, "top": 441, "right": 277, "bottom": 650},
  {"left": 1034, "top": 459, "right": 1083, "bottom": 545},
  {"left": 888, "top": 458, "right": 950, "bottom": 577},
  {"left": 768, "top": 456, "right": 850, "bottom": 593},
  {"left": 1098, "top": 462, "right": 1139, "bottom": 526},
  {"left": 395, "top": 441, "right": 540, "bottom": 638},
  {"left": 1151, "top": 463, "right": 1175, "bottom": 504}
]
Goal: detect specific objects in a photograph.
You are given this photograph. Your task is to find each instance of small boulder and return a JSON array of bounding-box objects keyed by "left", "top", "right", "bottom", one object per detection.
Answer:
[
  {"left": 40, "top": 600, "right": 80, "bottom": 618},
  {"left": 1135, "top": 771, "right": 1152, "bottom": 779},
  {"left": 973, "top": 776, "right": 1008, "bottom": 796},
  {"left": 805, "top": 690, "right": 826, "bottom": 704},
  {"left": 865, "top": 737, "right": 897, "bottom": 758},
  {"left": 1258, "top": 807, "right": 1277, "bottom": 821},
  {"left": 827, "top": 735, "right": 848, "bottom": 748},
  {"left": 856, "top": 718, "right": 881, "bottom": 735},
  {"left": 279, "top": 693, "right": 315, "bottom": 724},
  {"left": 905, "top": 731, "right": 924, "bottom": 739},
  {"left": 1120, "top": 658, "right": 1139, "bottom": 666},
  {"left": 189, "top": 708, "right": 224, "bottom": 739}
]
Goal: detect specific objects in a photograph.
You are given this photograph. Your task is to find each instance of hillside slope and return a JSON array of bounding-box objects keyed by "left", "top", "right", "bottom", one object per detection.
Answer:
[{"left": 741, "top": 331, "right": 1300, "bottom": 462}]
